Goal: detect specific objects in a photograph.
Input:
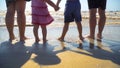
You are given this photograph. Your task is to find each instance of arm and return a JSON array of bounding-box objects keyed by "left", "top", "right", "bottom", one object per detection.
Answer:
[
  {"left": 44, "top": 0, "right": 59, "bottom": 11},
  {"left": 56, "top": 0, "right": 61, "bottom": 6}
]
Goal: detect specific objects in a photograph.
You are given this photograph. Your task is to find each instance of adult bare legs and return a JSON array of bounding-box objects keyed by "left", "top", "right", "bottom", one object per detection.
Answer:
[
  {"left": 5, "top": 2, "right": 16, "bottom": 41},
  {"left": 97, "top": 8, "right": 106, "bottom": 40},
  {"left": 15, "top": 0, "right": 27, "bottom": 41},
  {"left": 86, "top": 9, "right": 97, "bottom": 39}
]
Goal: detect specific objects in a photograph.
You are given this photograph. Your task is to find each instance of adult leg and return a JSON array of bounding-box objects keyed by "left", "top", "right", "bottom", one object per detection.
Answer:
[
  {"left": 15, "top": 0, "right": 27, "bottom": 41},
  {"left": 88, "top": 9, "right": 97, "bottom": 39},
  {"left": 5, "top": 2, "right": 15, "bottom": 41},
  {"left": 58, "top": 23, "right": 69, "bottom": 41},
  {"left": 33, "top": 24, "right": 40, "bottom": 43},
  {"left": 97, "top": 8, "right": 106, "bottom": 39},
  {"left": 41, "top": 25, "right": 47, "bottom": 44}
]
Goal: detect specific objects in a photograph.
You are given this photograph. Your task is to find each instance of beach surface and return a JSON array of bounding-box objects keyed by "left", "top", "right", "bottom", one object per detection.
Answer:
[{"left": 0, "top": 24, "right": 120, "bottom": 68}]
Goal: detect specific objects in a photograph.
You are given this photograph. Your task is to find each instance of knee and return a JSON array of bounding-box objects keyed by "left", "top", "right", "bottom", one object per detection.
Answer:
[
  {"left": 34, "top": 26, "right": 39, "bottom": 30},
  {"left": 99, "top": 13, "right": 106, "bottom": 19},
  {"left": 6, "top": 9, "right": 15, "bottom": 17},
  {"left": 17, "top": 10, "right": 25, "bottom": 17},
  {"left": 90, "top": 12, "right": 96, "bottom": 18},
  {"left": 90, "top": 9, "right": 97, "bottom": 18}
]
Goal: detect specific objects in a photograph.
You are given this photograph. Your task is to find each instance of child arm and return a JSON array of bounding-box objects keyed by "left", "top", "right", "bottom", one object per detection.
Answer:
[
  {"left": 44, "top": 0, "right": 59, "bottom": 11},
  {"left": 56, "top": 0, "right": 61, "bottom": 6}
]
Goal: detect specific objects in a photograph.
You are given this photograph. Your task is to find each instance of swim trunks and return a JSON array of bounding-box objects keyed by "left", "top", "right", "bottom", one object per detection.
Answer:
[{"left": 88, "top": 0, "right": 107, "bottom": 10}]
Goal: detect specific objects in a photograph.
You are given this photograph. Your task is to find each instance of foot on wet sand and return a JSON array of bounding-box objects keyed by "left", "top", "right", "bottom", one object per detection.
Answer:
[
  {"left": 79, "top": 36, "right": 84, "bottom": 41},
  {"left": 97, "top": 34, "right": 102, "bottom": 41},
  {"left": 84, "top": 34, "right": 95, "bottom": 39},
  {"left": 58, "top": 37, "right": 65, "bottom": 42},
  {"left": 43, "top": 39, "right": 48, "bottom": 44},
  {"left": 20, "top": 36, "right": 29, "bottom": 42},
  {"left": 35, "top": 39, "right": 40, "bottom": 43},
  {"left": 9, "top": 36, "right": 17, "bottom": 42}
]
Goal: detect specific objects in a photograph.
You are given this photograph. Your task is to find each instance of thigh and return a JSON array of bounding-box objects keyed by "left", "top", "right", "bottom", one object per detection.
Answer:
[
  {"left": 6, "top": 0, "right": 16, "bottom": 14},
  {"left": 99, "top": 0, "right": 107, "bottom": 10},
  {"left": 6, "top": 0, "right": 16, "bottom": 7},
  {"left": 89, "top": 9, "right": 97, "bottom": 16},
  {"left": 98, "top": 9, "right": 105, "bottom": 16},
  {"left": 15, "top": 0, "right": 26, "bottom": 13},
  {"left": 88, "top": 0, "right": 98, "bottom": 9}
]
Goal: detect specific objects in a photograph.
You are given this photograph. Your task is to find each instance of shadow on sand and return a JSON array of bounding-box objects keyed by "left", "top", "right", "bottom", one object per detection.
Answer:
[
  {"left": 0, "top": 41, "right": 32, "bottom": 68},
  {"left": 31, "top": 42, "right": 66, "bottom": 65},
  {"left": 67, "top": 38, "right": 120, "bottom": 65},
  {"left": 0, "top": 39, "right": 120, "bottom": 67}
]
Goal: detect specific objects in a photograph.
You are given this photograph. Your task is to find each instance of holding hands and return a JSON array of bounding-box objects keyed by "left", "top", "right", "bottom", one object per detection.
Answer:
[
  {"left": 55, "top": 0, "right": 61, "bottom": 11},
  {"left": 44, "top": 0, "right": 60, "bottom": 11}
]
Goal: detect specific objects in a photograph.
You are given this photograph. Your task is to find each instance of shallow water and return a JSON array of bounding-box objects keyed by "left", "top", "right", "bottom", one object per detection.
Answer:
[{"left": 0, "top": 25, "right": 120, "bottom": 43}]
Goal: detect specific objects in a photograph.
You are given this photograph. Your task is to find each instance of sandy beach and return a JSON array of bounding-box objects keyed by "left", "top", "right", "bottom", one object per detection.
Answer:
[
  {"left": 0, "top": 24, "right": 120, "bottom": 68},
  {"left": 0, "top": 10, "right": 120, "bottom": 68}
]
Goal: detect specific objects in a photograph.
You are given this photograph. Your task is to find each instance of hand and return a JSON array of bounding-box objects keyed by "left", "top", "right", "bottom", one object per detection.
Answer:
[{"left": 54, "top": 6, "right": 60, "bottom": 11}]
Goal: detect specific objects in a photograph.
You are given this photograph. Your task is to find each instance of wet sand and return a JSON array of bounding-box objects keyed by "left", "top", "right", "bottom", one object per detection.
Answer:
[{"left": 0, "top": 25, "right": 120, "bottom": 68}]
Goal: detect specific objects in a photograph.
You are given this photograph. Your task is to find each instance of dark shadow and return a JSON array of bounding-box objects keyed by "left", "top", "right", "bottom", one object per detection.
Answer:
[
  {"left": 31, "top": 42, "right": 65, "bottom": 65},
  {"left": 69, "top": 39, "right": 120, "bottom": 65},
  {"left": 0, "top": 41, "right": 32, "bottom": 68}
]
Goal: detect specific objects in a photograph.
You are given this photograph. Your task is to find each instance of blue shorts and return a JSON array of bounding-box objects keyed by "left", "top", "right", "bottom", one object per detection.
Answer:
[{"left": 64, "top": 1, "right": 82, "bottom": 23}]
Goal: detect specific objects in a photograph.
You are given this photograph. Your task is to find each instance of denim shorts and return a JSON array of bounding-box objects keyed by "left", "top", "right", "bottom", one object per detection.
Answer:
[
  {"left": 64, "top": 0, "right": 82, "bottom": 23},
  {"left": 88, "top": 0, "right": 107, "bottom": 10}
]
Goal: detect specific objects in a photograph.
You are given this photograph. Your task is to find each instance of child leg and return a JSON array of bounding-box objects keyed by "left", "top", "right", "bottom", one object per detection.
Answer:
[
  {"left": 41, "top": 25, "right": 47, "bottom": 44},
  {"left": 76, "top": 22, "right": 84, "bottom": 41},
  {"left": 58, "top": 23, "right": 69, "bottom": 41},
  {"left": 33, "top": 24, "right": 40, "bottom": 43}
]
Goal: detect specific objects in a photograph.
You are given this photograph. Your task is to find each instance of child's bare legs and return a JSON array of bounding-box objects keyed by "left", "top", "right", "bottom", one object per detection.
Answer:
[
  {"left": 76, "top": 22, "right": 84, "bottom": 41},
  {"left": 87, "top": 9, "right": 97, "bottom": 39},
  {"left": 33, "top": 24, "right": 40, "bottom": 43},
  {"left": 41, "top": 25, "right": 47, "bottom": 44},
  {"left": 16, "top": 1, "right": 27, "bottom": 41},
  {"left": 58, "top": 23, "right": 69, "bottom": 41},
  {"left": 97, "top": 8, "right": 106, "bottom": 39},
  {"left": 5, "top": 2, "right": 16, "bottom": 41}
]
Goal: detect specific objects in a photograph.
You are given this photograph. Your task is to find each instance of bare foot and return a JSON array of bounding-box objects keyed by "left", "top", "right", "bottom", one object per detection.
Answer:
[
  {"left": 84, "top": 34, "right": 94, "bottom": 39},
  {"left": 97, "top": 34, "right": 102, "bottom": 41},
  {"left": 20, "top": 36, "right": 28, "bottom": 41},
  {"left": 58, "top": 37, "right": 64, "bottom": 42},
  {"left": 55, "top": 6, "right": 60, "bottom": 11},
  {"left": 43, "top": 39, "right": 48, "bottom": 44},
  {"left": 9, "top": 35, "right": 16, "bottom": 42},
  {"left": 79, "top": 36, "right": 84, "bottom": 41},
  {"left": 35, "top": 38, "right": 40, "bottom": 43}
]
